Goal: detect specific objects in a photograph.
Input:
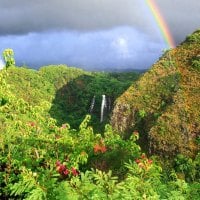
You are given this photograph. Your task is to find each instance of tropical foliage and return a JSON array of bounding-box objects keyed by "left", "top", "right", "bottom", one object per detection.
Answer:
[
  {"left": 0, "top": 29, "right": 200, "bottom": 199},
  {"left": 2, "top": 49, "right": 15, "bottom": 69},
  {"left": 111, "top": 29, "right": 200, "bottom": 158},
  {"left": 4, "top": 65, "right": 139, "bottom": 132}
]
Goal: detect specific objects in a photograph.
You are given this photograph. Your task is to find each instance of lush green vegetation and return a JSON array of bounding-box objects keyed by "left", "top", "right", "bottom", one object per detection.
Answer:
[
  {"left": 50, "top": 71, "right": 139, "bottom": 131},
  {"left": 111, "top": 29, "right": 200, "bottom": 158},
  {"left": 0, "top": 30, "right": 200, "bottom": 199},
  {"left": 0, "top": 72, "right": 199, "bottom": 199},
  {"left": 0, "top": 66, "right": 199, "bottom": 200},
  {"left": 4, "top": 65, "right": 139, "bottom": 132},
  {"left": 2, "top": 49, "right": 15, "bottom": 69},
  {"left": 0, "top": 64, "right": 143, "bottom": 199}
]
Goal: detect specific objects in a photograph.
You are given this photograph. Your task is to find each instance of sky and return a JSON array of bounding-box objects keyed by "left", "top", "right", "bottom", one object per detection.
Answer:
[{"left": 0, "top": 0, "right": 199, "bottom": 71}]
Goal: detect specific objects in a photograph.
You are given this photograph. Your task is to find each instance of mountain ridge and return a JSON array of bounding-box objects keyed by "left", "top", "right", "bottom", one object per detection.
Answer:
[{"left": 111, "top": 29, "right": 200, "bottom": 158}]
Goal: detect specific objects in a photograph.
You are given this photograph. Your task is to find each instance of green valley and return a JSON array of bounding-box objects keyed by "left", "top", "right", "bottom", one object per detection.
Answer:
[{"left": 0, "top": 30, "right": 200, "bottom": 199}]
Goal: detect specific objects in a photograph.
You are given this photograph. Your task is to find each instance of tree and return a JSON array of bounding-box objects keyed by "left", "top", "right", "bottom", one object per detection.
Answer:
[{"left": 2, "top": 48, "right": 15, "bottom": 68}]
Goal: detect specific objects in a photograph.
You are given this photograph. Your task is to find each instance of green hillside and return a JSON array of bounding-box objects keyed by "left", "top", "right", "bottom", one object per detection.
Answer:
[
  {"left": 0, "top": 31, "right": 200, "bottom": 199},
  {"left": 3, "top": 65, "right": 139, "bottom": 131},
  {"left": 111, "top": 30, "right": 200, "bottom": 158}
]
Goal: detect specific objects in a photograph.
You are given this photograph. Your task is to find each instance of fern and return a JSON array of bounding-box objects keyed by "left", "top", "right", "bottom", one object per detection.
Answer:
[
  {"left": 26, "top": 187, "right": 46, "bottom": 200},
  {"left": 10, "top": 168, "right": 46, "bottom": 199}
]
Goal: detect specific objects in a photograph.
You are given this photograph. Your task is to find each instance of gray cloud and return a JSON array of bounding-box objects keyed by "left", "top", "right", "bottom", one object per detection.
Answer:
[
  {"left": 0, "top": 0, "right": 199, "bottom": 70},
  {"left": 0, "top": 28, "right": 166, "bottom": 70},
  {"left": 1, "top": 0, "right": 199, "bottom": 43},
  {"left": 155, "top": 0, "right": 200, "bottom": 44},
  {"left": 0, "top": 0, "right": 145, "bottom": 34}
]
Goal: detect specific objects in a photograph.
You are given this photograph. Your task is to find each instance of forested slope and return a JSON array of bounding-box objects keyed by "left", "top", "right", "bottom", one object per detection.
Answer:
[{"left": 111, "top": 30, "right": 200, "bottom": 158}]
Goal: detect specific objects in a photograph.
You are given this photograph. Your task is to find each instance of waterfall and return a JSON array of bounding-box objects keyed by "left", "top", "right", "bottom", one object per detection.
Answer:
[
  {"left": 100, "top": 95, "right": 106, "bottom": 122},
  {"left": 89, "top": 96, "right": 96, "bottom": 113}
]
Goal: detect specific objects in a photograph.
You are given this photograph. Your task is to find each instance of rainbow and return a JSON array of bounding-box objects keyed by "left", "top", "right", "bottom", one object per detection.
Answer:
[{"left": 146, "top": 0, "right": 175, "bottom": 48}]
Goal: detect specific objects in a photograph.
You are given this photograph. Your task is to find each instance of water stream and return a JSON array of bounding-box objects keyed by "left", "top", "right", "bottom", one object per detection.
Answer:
[
  {"left": 100, "top": 95, "right": 106, "bottom": 122},
  {"left": 89, "top": 95, "right": 96, "bottom": 113}
]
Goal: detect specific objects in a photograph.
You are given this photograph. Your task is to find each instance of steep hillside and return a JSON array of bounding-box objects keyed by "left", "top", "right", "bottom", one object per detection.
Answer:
[
  {"left": 0, "top": 65, "right": 87, "bottom": 138},
  {"left": 111, "top": 30, "right": 200, "bottom": 158},
  {"left": 50, "top": 71, "right": 139, "bottom": 130},
  {"left": 2, "top": 65, "right": 139, "bottom": 130},
  {"left": 4, "top": 65, "right": 86, "bottom": 106}
]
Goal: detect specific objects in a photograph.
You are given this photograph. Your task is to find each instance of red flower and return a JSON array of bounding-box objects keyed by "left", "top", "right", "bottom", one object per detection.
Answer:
[
  {"left": 56, "top": 163, "right": 66, "bottom": 174},
  {"left": 56, "top": 160, "right": 61, "bottom": 166},
  {"left": 63, "top": 169, "right": 70, "bottom": 175},
  {"left": 141, "top": 154, "right": 146, "bottom": 159},
  {"left": 60, "top": 164, "right": 66, "bottom": 171},
  {"left": 94, "top": 144, "right": 107, "bottom": 153},
  {"left": 100, "top": 146, "right": 107, "bottom": 153},
  {"left": 94, "top": 144, "right": 101, "bottom": 153},
  {"left": 56, "top": 166, "right": 61, "bottom": 173},
  {"left": 135, "top": 159, "right": 141, "bottom": 164},
  {"left": 148, "top": 159, "right": 153, "bottom": 164},
  {"left": 29, "top": 122, "right": 35, "bottom": 127},
  {"left": 71, "top": 167, "right": 79, "bottom": 176}
]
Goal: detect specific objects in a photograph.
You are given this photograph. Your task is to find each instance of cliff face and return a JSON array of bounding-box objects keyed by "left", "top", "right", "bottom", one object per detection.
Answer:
[{"left": 111, "top": 30, "right": 200, "bottom": 157}]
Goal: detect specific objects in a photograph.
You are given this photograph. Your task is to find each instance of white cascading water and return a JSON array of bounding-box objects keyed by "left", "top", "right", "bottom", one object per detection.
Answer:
[
  {"left": 100, "top": 95, "right": 106, "bottom": 122},
  {"left": 89, "top": 96, "right": 96, "bottom": 113}
]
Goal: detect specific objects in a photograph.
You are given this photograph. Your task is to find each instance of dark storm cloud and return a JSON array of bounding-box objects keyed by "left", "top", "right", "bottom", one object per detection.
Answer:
[
  {"left": 0, "top": 0, "right": 199, "bottom": 43},
  {"left": 0, "top": 0, "right": 145, "bottom": 34},
  {"left": 0, "top": 28, "right": 166, "bottom": 70}
]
